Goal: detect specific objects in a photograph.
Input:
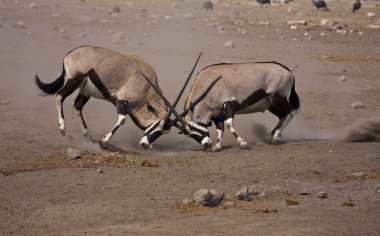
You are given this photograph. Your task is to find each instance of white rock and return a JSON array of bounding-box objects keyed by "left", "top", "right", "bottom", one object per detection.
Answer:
[
  {"left": 97, "top": 168, "right": 104, "bottom": 174},
  {"left": 320, "top": 32, "right": 327, "bottom": 37},
  {"left": 194, "top": 189, "right": 212, "bottom": 205},
  {"left": 339, "top": 75, "right": 346, "bottom": 82},
  {"left": 358, "top": 31, "right": 363, "bottom": 36},
  {"left": 67, "top": 148, "right": 81, "bottom": 159},
  {"left": 182, "top": 199, "right": 192, "bottom": 205},
  {"left": 78, "top": 32, "right": 87, "bottom": 37},
  {"left": 1, "top": 100, "right": 9, "bottom": 105},
  {"left": 12, "top": 21, "right": 26, "bottom": 29},
  {"left": 375, "top": 184, "right": 380, "bottom": 194},
  {"left": 367, "top": 12, "right": 376, "bottom": 18},
  {"left": 224, "top": 40, "right": 235, "bottom": 48},
  {"left": 320, "top": 19, "right": 332, "bottom": 26},
  {"left": 351, "top": 101, "right": 363, "bottom": 109},
  {"left": 336, "top": 29, "right": 347, "bottom": 36},
  {"left": 290, "top": 25, "right": 298, "bottom": 30},
  {"left": 317, "top": 191, "right": 328, "bottom": 198},
  {"left": 112, "top": 32, "right": 124, "bottom": 43},
  {"left": 352, "top": 171, "right": 365, "bottom": 179},
  {"left": 29, "top": 2, "right": 36, "bottom": 8},
  {"left": 368, "top": 25, "right": 380, "bottom": 30}
]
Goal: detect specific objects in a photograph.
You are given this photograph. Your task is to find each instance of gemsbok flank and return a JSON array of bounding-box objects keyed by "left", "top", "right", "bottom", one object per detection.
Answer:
[
  {"left": 35, "top": 45, "right": 201, "bottom": 148},
  {"left": 176, "top": 62, "right": 300, "bottom": 152}
]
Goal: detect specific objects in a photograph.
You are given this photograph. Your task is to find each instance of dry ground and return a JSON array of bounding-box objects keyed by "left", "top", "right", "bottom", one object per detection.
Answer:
[{"left": 0, "top": 0, "right": 379, "bottom": 235}]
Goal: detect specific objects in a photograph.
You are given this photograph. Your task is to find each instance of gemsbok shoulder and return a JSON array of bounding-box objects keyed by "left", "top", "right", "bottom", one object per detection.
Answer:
[
  {"left": 179, "top": 61, "right": 300, "bottom": 151},
  {"left": 35, "top": 45, "right": 199, "bottom": 148}
]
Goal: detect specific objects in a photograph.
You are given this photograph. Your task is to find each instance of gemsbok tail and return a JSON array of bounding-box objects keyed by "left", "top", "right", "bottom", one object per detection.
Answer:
[
  {"left": 289, "top": 80, "right": 300, "bottom": 110},
  {"left": 35, "top": 63, "right": 65, "bottom": 96}
]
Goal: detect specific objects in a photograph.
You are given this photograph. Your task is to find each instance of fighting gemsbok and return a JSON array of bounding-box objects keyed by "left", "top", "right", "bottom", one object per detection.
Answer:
[
  {"left": 178, "top": 62, "right": 300, "bottom": 151},
  {"left": 35, "top": 45, "right": 200, "bottom": 147}
]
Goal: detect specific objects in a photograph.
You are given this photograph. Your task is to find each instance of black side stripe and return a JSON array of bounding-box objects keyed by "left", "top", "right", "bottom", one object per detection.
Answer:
[{"left": 87, "top": 69, "right": 113, "bottom": 102}]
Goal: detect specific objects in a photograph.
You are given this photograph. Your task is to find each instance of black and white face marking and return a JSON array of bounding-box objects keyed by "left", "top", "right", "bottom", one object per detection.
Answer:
[
  {"left": 186, "top": 121, "right": 212, "bottom": 148},
  {"left": 139, "top": 119, "right": 166, "bottom": 147}
]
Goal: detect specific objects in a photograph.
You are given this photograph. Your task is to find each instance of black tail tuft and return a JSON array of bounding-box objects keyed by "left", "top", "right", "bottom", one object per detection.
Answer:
[
  {"left": 35, "top": 64, "right": 65, "bottom": 96},
  {"left": 289, "top": 81, "right": 300, "bottom": 110}
]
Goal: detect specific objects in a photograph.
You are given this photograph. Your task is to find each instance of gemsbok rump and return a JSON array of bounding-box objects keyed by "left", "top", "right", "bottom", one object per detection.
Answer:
[
  {"left": 35, "top": 45, "right": 199, "bottom": 147},
  {"left": 179, "top": 62, "right": 300, "bottom": 151}
]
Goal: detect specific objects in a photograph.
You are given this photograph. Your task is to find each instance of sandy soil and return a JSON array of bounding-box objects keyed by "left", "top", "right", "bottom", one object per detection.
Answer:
[{"left": 0, "top": 0, "right": 379, "bottom": 235}]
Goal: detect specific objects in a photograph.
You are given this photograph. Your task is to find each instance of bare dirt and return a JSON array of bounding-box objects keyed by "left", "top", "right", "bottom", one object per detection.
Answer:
[{"left": 0, "top": 0, "right": 379, "bottom": 235}]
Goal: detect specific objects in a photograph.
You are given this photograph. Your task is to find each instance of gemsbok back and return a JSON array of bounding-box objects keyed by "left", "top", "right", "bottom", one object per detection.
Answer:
[
  {"left": 35, "top": 45, "right": 199, "bottom": 148},
  {"left": 179, "top": 61, "right": 300, "bottom": 151}
]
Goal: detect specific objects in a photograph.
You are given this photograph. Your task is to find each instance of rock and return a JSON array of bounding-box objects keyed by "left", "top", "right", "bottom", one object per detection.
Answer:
[
  {"left": 320, "top": 19, "right": 333, "bottom": 27},
  {"left": 286, "top": 179, "right": 308, "bottom": 195},
  {"left": 236, "top": 186, "right": 252, "bottom": 201},
  {"left": 368, "top": 25, "right": 380, "bottom": 30},
  {"left": 67, "top": 148, "right": 81, "bottom": 159},
  {"left": 285, "top": 198, "right": 299, "bottom": 206},
  {"left": 222, "top": 201, "right": 236, "bottom": 209},
  {"left": 112, "top": 32, "right": 124, "bottom": 44},
  {"left": 1, "top": 100, "right": 9, "bottom": 105},
  {"left": 339, "top": 75, "right": 346, "bottom": 82},
  {"left": 29, "top": 2, "right": 36, "bottom": 8},
  {"left": 259, "top": 189, "right": 267, "bottom": 198},
  {"left": 320, "top": 32, "right": 327, "bottom": 37},
  {"left": 182, "top": 199, "right": 192, "bottom": 205},
  {"left": 351, "top": 101, "right": 363, "bottom": 109},
  {"left": 375, "top": 184, "right": 380, "bottom": 194},
  {"left": 287, "top": 20, "right": 307, "bottom": 25},
  {"left": 336, "top": 30, "right": 347, "bottom": 36},
  {"left": 97, "top": 168, "right": 104, "bottom": 174},
  {"left": 358, "top": 31, "right": 363, "bottom": 36},
  {"left": 317, "top": 191, "right": 328, "bottom": 198},
  {"left": 112, "top": 6, "right": 121, "bottom": 13},
  {"left": 367, "top": 12, "right": 376, "bottom": 18},
  {"left": 202, "top": 1, "right": 213, "bottom": 11},
  {"left": 194, "top": 189, "right": 212, "bottom": 205},
  {"left": 352, "top": 171, "right": 365, "bottom": 179},
  {"left": 12, "top": 20, "right": 26, "bottom": 29},
  {"left": 78, "top": 32, "right": 87, "bottom": 37},
  {"left": 224, "top": 40, "right": 235, "bottom": 48},
  {"left": 290, "top": 25, "right": 298, "bottom": 30},
  {"left": 209, "top": 189, "right": 224, "bottom": 206},
  {"left": 248, "top": 184, "right": 266, "bottom": 195},
  {"left": 193, "top": 189, "right": 224, "bottom": 207}
]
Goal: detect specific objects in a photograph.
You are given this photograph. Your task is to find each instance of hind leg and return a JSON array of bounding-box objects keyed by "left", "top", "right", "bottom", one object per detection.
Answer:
[
  {"left": 101, "top": 100, "right": 128, "bottom": 143},
  {"left": 211, "top": 120, "right": 224, "bottom": 152},
  {"left": 55, "top": 77, "right": 84, "bottom": 135},
  {"left": 268, "top": 94, "right": 298, "bottom": 143},
  {"left": 73, "top": 93, "right": 91, "bottom": 140}
]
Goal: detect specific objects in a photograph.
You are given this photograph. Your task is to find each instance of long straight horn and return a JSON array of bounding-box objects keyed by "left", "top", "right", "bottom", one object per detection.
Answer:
[
  {"left": 164, "top": 51, "right": 202, "bottom": 121},
  {"left": 168, "top": 74, "right": 222, "bottom": 128},
  {"left": 139, "top": 72, "right": 188, "bottom": 128}
]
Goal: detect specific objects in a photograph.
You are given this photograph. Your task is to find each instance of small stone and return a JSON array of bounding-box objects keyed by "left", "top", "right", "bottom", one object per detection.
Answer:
[
  {"left": 317, "top": 191, "right": 328, "bottom": 199},
  {"left": 320, "top": 32, "right": 327, "bottom": 37},
  {"left": 78, "top": 32, "right": 86, "bottom": 37},
  {"left": 248, "top": 184, "right": 266, "bottom": 195},
  {"left": 97, "top": 168, "right": 104, "bottom": 174},
  {"left": 222, "top": 201, "right": 236, "bottom": 209},
  {"left": 182, "top": 199, "right": 192, "bottom": 205},
  {"left": 339, "top": 75, "right": 346, "bottom": 82},
  {"left": 285, "top": 198, "right": 299, "bottom": 206},
  {"left": 358, "top": 31, "right": 363, "bottom": 36},
  {"left": 290, "top": 25, "right": 298, "bottom": 30},
  {"left": 1, "top": 100, "right": 9, "bottom": 105},
  {"left": 112, "top": 32, "right": 124, "bottom": 43},
  {"left": 341, "top": 198, "right": 354, "bottom": 207},
  {"left": 112, "top": 6, "right": 121, "bottom": 13},
  {"left": 286, "top": 179, "right": 308, "bottom": 195},
  {"left": 12, "top": 21, "right": 26, "bottom": 29},
  {"left": 209, "top": 189, "right": 224, "bottom": 206},
  {"left": 351, "top": 101, "right": 363, "bottom": 109},
  {"left": 236, "top": 186, "right": 252, "bottom": 201},
  {"left": 29, "top": 2, "right": 36, "bottom": 8},
  {"left": 320, "top": 19, "right": 332, "bottom": 27},
  {"left": 352, "top": 171, "right": 365, "bottom": 179},
  {"left": 67, "top": 148, "right": 81, "bottom": 159},
  {"left": 224, "top": 40, "right": 235, "bottom": 48},
  {"left": 336, "top": 29, "right": 347, "bottom": 36},
  {"left": 258, "top": 189, "right": 267, "bottom": 198},
  {"left": 202, "top": 1, "right": 213, "bottom": 11},
  {"left": 374, "top": 184, "right": 380, "bottom": 194},
  {"left": 307, "top": 36, "right": 313, "bottom": 40},
  {"left": 366, "top": 12, "right": 376, "bottom": 18}
]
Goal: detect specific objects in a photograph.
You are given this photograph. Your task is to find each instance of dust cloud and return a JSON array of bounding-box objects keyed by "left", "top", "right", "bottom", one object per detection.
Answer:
[{"left": 337, "top": 117, "right": 380, "bottom": 142}]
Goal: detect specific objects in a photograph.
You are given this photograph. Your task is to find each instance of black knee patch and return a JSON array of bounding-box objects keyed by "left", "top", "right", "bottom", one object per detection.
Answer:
[{"left": 116, "top": 101, "right": 128, "bottom": 115}]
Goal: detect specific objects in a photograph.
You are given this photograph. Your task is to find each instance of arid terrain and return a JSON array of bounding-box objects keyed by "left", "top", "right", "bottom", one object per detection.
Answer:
[{"left": 0, "top": 0, "right": 379, "bottom": 235}]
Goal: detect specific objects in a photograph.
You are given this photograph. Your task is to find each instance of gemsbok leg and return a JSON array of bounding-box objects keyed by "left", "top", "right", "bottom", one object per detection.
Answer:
[
  {"left": 224, "top": 101, "right": 248, "bottom": 149},
  {"left": 73, "top": 93, "right": 91, "bottom": 140},
  {"left": 101, "top": 100, "right": 128, "bottom": 143},
  {"left": 211, "top": 119, "right": 225, "bottom": 152},
  {"left": 268, "top": 93, "right": 298, "bottom": 143},
  {"left": 55, "top": 76, "right": 85, "bottom": 135}
]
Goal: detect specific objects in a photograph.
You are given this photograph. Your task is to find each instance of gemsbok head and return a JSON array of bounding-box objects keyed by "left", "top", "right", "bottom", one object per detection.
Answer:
[
  {"left": 35, "top": 45, "right": 201, "bottom": 148},
  {"left": 172, "top": 61, "right": 301, "bottom": 151}
]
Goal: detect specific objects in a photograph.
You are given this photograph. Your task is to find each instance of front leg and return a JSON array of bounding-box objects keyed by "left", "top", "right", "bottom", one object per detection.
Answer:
[
  {"left": 101, "top": 100, "right": 127, "bottom": 143},
  {"left": 224, "top": 101, "right": 247, "bottom": 149},
  {"left": 212, "top": 120, "right": 224, "bottom": 152}
]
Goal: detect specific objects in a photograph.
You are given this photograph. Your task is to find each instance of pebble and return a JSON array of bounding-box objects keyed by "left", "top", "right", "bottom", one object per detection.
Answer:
[
  {"left": 112, "top": 32, "right": 124, "bottom": 43},
  {"left": 1, "top": 100, "right": 9, "bottom": 105},
  {"left": 202, "top": 1, "right": 213, "bottom": 11},
  {"left": 375, "top": 184, "right": 380, "bottom": 194},
  {"left": 222, "top": 201, "right": 236, "bottom": 209},
  {"left": 182, "top": 199, "right": 192, "bottom": 205},
  {"left": 320, "top": 19, "right": 332, "bottom": 27},
  {"left": 224, "top": 40, "right": 235, "bottom": 48},
  {"left": 194, "top": 189, "right": 212, "bottom": 205},
  {"left": 352, "top": 171, "right": 365, "bottom": 179},
  {"left": 29, "top": 2, "right": 36, "bottom": 8},
  {"left": 366, "top": 12, "right": 376, "bottom": 18},
  {"left": 286, "top": 179, "right": 308, "bottom": 195},
  {"left": 351, "top": 101, "right": 363, "bottom": 109},
  {"left": 339, "top": 75, "right": 346, "bottom": 82},
  {"left": 290, "top": 25, "right": 298, "bottom": 30},
  {"left": 66, "top": 148, "right": 81, "bottom": 159},
  {"left": 112, "top": 6, "right": 121, "bottom": 13},
  {"left": 336, "top": 30, "right": 347, "bottom": 36},
  {"left": 12, "top": 20, "right": 26, "bottom": 29},
  {"left": 317, "top": 191, "right": 328, "bottom": 199},
  {"left": 97, "top": 168, "right": 104, "bottom": 174}
]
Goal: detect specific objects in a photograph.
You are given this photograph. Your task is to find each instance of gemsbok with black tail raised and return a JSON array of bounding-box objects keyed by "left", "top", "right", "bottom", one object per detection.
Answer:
[
  {"left": 177, "top": 61, "right": 300, "bottom": 151},
  {"left": 35, "top": 45, "right": 200, "bottom": 148}
]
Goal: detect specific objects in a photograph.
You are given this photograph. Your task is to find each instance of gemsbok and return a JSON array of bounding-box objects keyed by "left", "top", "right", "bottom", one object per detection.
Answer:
[
  {"left": 35, "top": 45, "right": 200, "bottom": 148},
  {"left": 175, "top": 61, "right": 301, "bottom": 151}
]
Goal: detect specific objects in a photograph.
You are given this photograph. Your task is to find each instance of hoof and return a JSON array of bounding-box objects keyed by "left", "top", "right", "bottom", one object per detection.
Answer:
[
  {"left": 237, "top": 138, "right": 247, "bottom": 149},
  {"left": 211, "top": 145, "right": 222, "bottom": 152},
  {"left": 59, "top": 128, "right": 66, "bottom": 136}
]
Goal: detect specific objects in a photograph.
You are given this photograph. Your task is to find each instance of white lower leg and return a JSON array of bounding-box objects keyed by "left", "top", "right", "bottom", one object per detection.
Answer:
[
  {"left": 102, "top": 114, "right": 126, "bottom": 143},
  {"left": 272, "top": 110, "right": 297, "bottom": 143},
  {"left": 225, "top": 118, "right": 247, "bottom": 149},
  {"left": 56, "top": 95, "right": 65, "bottom": 135},
  {"left": 212, "top": 129, "right": 223, "bottom": 152}
]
